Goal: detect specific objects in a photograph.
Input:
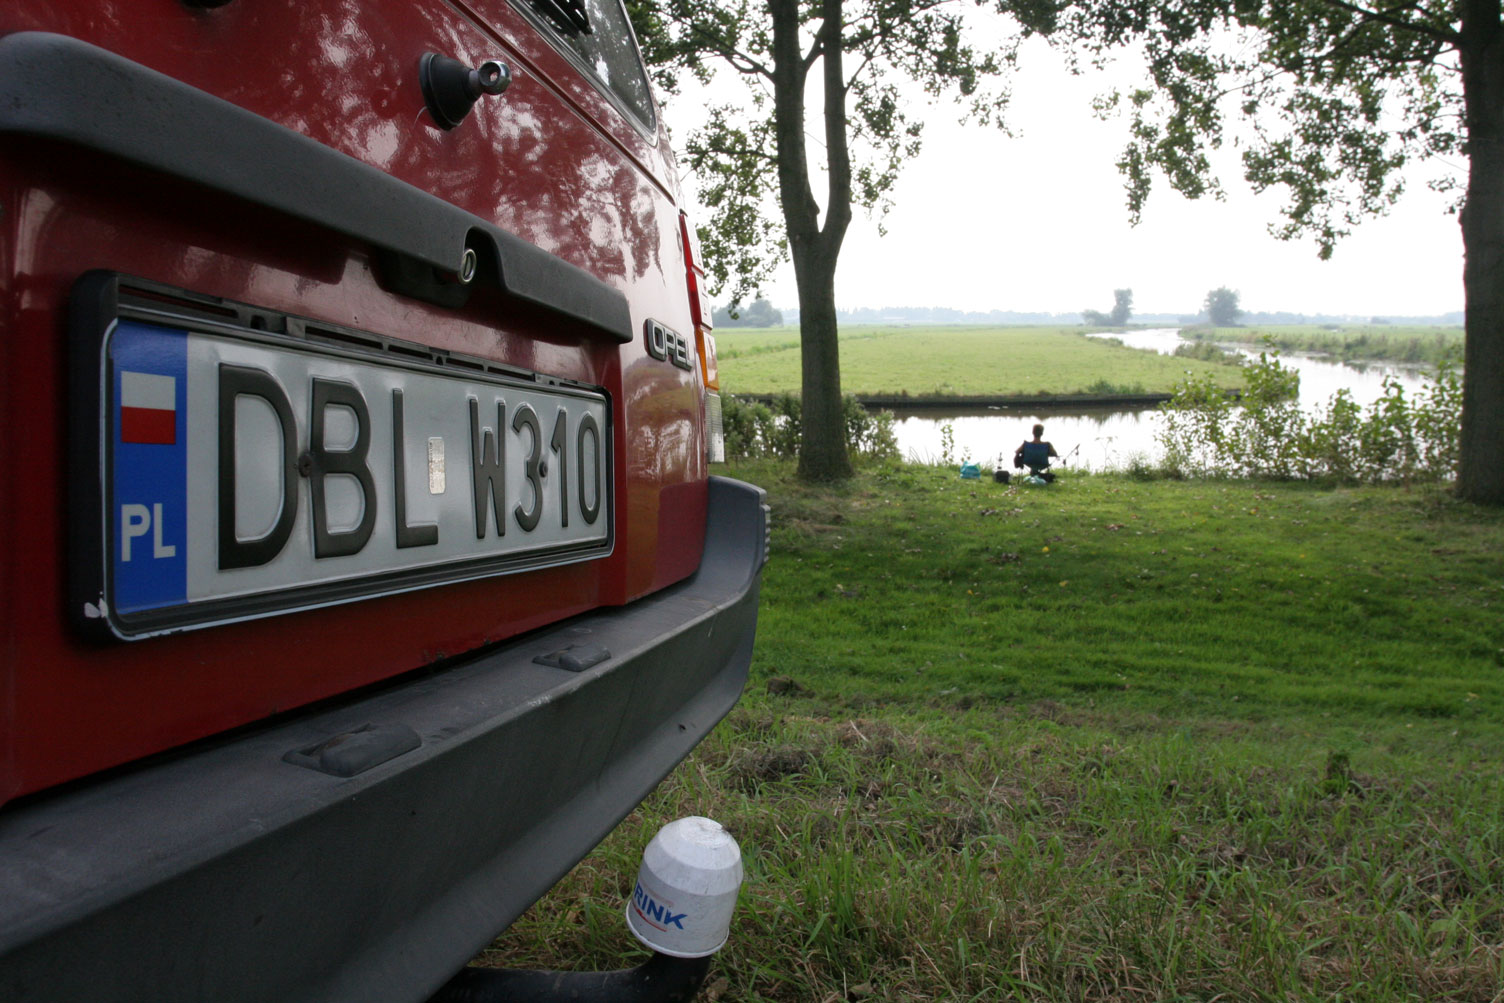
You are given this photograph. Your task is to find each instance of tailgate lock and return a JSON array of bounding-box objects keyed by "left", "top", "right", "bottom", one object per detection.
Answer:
[{"left": 420, "top": 52, "right": 511, "bottom": 130}]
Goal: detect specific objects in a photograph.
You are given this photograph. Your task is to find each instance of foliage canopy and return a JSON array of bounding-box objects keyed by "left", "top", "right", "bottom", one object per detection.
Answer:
[{"left": 1204, "top": 286, "right": 1242, "bottom": 326}]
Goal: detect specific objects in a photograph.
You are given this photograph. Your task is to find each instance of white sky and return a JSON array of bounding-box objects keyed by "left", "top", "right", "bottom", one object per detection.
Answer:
[{"left": 661, "top": 33, "right": 1465, "bottom": 320}]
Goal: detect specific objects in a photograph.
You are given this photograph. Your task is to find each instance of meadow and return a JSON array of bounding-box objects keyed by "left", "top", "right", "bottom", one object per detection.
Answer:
[
  {"left": 480, "top": 462, "right": 1504, "bottom": 1002},
  {"left": 716, "top": 326, "right": 1247, "bottom": 398}
]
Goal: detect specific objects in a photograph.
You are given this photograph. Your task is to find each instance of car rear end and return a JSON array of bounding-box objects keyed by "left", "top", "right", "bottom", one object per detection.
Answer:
[{"left": 0, "top": 2, "right": 762, "bottom": 1000}]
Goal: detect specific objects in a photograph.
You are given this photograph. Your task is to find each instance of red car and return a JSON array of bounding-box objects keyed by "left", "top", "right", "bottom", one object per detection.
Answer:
[{"left": 0, "top": 1, "right": 764, "bottom": 999}]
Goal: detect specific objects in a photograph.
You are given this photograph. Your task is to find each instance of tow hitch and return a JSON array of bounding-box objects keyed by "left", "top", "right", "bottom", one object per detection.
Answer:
[{"left": 430, "top": 817, "right": 743, "bottom": 1003}]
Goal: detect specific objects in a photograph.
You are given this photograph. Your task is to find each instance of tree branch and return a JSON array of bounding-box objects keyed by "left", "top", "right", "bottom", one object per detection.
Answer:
[
  {"left": 821, "top": 0, "right": 854, "bottom": 249},
  {"left": 1311, "top": 2, "right": 1457, "bottom": 64},
  {"left": 690, "top": 139, "right": 780, "bottom": 166},
  {"left": 769, "top": 0, "right": 819, "bottom": 246},
  {"left": 804, "top": 26, "right": 823, "bottom": 73},
  {"left": 660, "top": 8, "right": 775, "bottom": 79},
  {"left": 846, "top": 51, "right": 879, "bottom": 90},
  {"left": 1316, "top": 0, "right": 1462, "bottom": 45}
]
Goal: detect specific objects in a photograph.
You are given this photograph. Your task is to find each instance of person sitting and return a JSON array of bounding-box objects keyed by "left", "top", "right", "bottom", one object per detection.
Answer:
[{"left": 1013, "top": 423, "right": 1059, "bottom": 482}]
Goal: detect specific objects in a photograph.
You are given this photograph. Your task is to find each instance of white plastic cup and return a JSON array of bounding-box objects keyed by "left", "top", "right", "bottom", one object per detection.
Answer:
[{"left": 625, "top": 816, "right": 743, "bottom": 958}]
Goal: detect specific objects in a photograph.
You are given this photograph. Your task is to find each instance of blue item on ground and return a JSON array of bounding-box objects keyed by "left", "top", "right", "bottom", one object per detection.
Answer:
[{"left": 959, "top": 462, "right": 980, "bottom": 480}]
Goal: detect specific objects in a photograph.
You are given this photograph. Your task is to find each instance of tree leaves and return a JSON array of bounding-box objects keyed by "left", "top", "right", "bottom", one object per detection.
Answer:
[{"left": 1020, "top": 0, "right": 1468, "bottom": 255}]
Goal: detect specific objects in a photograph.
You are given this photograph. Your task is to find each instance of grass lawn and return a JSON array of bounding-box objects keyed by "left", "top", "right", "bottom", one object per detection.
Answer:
[
  {"left": 717, "top": 325, "right": 1247, "bottom": 398},
  {"left": 479, "top": 462, "right": 1504, "bottom": 1001}
]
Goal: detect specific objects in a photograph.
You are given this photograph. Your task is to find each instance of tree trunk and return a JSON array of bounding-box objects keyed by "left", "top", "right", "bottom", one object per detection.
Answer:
[
  {"left": 1458, "top": 5, "right": 1504, "bottom": 505},
  {"left": 770, "top": 0, "right": 854, "bottom": 481},
  {"left": 792, "top": 246, "right": 850, "bottom": 480}
]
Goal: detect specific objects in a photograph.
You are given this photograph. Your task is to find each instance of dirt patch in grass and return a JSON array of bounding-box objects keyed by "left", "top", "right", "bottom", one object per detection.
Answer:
[{"left": 728, "top": 744, "right": 816, "bottom": 792}]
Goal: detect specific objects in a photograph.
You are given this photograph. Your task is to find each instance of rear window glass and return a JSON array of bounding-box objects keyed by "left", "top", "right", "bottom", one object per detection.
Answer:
[{"left": 519, "top": 0, "right": 656, "bottom": 130}]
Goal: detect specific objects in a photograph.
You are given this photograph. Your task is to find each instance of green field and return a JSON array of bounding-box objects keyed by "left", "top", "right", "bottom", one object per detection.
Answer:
[
  {"left": 479, "top": 463, "right": 1504, "bottom": 1001},
  {"left": 1186, "top": 325, "right": 1465, "bottom": 367},
  {"left": 716, "top": 325, "right": 1247, "bottom": 398}
]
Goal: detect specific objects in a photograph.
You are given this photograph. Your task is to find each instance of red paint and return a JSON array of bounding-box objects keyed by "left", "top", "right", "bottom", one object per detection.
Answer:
[{"left": 0, "top": 0, "right": 710, "bottom": 804}]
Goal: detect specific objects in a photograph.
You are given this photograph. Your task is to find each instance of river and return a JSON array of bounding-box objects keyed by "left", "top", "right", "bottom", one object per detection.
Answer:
[{"left": 890, "top": 328, "right": 1436, "bottom": 471}]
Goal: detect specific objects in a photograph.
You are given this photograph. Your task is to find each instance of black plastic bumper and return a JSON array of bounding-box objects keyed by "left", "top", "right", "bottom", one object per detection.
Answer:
[{"left": 0, "top": 476, "right": 767, "bottom": 1003}]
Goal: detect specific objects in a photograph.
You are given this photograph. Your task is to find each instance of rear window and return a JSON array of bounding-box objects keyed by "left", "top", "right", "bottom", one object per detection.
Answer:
[{"left": 518, "top": 0, "right": 656, "bottom": 130}]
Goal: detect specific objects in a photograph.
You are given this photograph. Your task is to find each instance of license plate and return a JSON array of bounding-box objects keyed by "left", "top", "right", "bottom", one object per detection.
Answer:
[{"left": 93, "top": 314, "right": 612, "bottom": 637}]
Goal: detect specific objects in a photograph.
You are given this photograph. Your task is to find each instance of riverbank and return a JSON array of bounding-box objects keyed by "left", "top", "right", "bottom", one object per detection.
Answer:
[
  {"left": 1183, "top": 324, "right": 1463, "bottom": 367},
  {"left": 478, "top": 463, "right": 1504, "bottom": 1001}
]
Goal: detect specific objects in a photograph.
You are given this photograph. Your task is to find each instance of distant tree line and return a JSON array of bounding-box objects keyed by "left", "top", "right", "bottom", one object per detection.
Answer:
[
  {"left": 760, "top": 301, "right": 1459, "bottom": 329},
  {"left": 1081, "top": 286, "right": 1247, "bottom": 327},
  {"left": 713, "top": 298, "right": 783, "bottom": 328},
  {"left": 821, "top": 306, "right": 1083, "bottom": 325}
]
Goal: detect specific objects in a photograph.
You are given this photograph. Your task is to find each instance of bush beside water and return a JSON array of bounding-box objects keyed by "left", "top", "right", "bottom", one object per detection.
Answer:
[
  {"left": 1172, "top": 340, "right": 1243, "bottom": 365},
  {"left": 1156, "top": 349, "right": 1462, "bottom": 484},
  {"left": 722, "top": 393, "right": 899, "bottom": 463}
]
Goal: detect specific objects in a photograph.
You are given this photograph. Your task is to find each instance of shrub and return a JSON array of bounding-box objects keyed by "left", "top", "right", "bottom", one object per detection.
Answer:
[
  {"left": 843, "top": 394, "right": 899, "bottom": 462},
  {"left": 720, "top": 393, "right": 898, "bottom": 463},
  {"left": 1156, "top": 349, "right": 1461, "bottom": 485},
  {"left": 1085, "top": 378, "right": 1147, "bottom": 395},
  {"left": 1172, "top": 341, "right": 1243, "bottom": 366},
  {"left": 722, "top": 395, "right": 778, "bottom": 459}
]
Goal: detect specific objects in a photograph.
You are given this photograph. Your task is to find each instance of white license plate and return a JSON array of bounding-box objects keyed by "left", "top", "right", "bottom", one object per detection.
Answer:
[{"left": 101, "top": 317, "right": 611, "bottom": 636}]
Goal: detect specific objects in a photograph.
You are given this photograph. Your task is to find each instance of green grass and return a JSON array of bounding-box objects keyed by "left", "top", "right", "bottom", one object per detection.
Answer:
[
  {"left": 1187, "top": 325, "right": 1465, "bottom": 367},
  {"left": 478, "top": 462, "right": 1504, "bottom": 1001},
  {"left": 717, "top": 325, "right": 1247, "bottom": 398}
]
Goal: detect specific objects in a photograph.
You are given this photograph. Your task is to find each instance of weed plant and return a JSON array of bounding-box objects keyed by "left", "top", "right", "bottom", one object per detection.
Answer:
[{"left": 480, "top": 463, "right": 1503, "bottom": 1002}]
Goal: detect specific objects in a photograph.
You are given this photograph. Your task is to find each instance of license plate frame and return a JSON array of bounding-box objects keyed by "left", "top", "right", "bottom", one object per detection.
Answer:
[{"left": 70, "top": 273, "right": 614, "bottom": 640}]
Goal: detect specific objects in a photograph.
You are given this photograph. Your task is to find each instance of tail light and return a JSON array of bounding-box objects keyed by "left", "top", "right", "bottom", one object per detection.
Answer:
[{"left": 679, "top": 212, "right": 723, "bottom": 463}]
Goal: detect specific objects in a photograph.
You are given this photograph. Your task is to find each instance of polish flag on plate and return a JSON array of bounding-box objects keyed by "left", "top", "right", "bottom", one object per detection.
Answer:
[{"left": 120, "top": 371, "right": 177, "bottom": 445}]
